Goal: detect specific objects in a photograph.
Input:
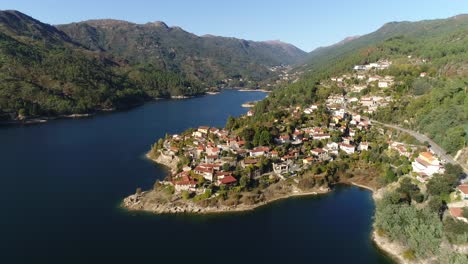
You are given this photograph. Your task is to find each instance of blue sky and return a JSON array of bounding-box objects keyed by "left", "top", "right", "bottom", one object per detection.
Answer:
[{"left": 2, "top": 0, "right": 468, "bottom": 51}]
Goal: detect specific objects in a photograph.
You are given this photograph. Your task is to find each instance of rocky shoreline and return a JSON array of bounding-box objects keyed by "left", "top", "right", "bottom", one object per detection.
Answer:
[
  {"left": 130, "top": 152, "right": 408, "bottom": 263},
  {"left": 122, "top": 186, "right": 330, "bottom": 215}
]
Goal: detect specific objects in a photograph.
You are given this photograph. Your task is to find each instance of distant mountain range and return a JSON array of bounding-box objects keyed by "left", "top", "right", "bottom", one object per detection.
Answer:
[
  {"left": 0, "top": 10, "right": 305, "bottom": 120},
  {"left": 57, "top": 19, "right": 306, "bottom": 83}
]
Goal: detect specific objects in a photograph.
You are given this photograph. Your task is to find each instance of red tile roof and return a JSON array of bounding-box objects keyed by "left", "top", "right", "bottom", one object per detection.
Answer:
[
  {"left": 449, "top": 208, "right": 463, "bottom": 218},
  {"left": 219, "top": 175, "right": 237, "bottom": 185},
  {"left": 458, "top": 185, "right": 468, "bottom": 195},
  {"left": 173, "top": 175, "right": 197, "bottom": 186}
]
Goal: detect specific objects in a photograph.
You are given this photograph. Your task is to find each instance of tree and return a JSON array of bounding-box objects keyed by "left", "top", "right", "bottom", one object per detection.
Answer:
[
  {"left": 240, "top": 175, "right": 251, "bottom": 189},
  {"left": 427, "top": 172, "right": 459, "bottom": 197},
  {"left": 463, "top": 208, "right": 468, "bottom": 219},
  {"left": 181, "top": 190, "right": 190, "bottom": 200}
]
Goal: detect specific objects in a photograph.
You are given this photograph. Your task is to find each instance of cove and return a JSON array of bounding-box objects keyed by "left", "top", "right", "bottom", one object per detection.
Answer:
[{"left": 0, "top": 90, "right": 393, "bottom": 264}]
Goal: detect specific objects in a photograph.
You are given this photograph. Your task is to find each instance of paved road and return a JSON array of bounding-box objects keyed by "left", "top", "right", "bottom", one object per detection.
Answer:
[{"left": 371, "top": 120, "right": 467, "bottom": 173}]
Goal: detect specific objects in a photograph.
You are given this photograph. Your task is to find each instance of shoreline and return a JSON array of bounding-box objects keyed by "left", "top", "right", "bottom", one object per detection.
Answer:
[
  {"left": 134, "top": 153, "right": 407, "bottom": 262},
  {"left": 123, "top": 151, "right": 331, "bottom": 215},
  {"left": 0, "top": 88, "right": 271, "bottom": 127},
  {"left": 123, "top": 186, "right": 331, "bottom": 215},
  {"left": 237, "top": 88, "right": 271, "bottom": 93}
]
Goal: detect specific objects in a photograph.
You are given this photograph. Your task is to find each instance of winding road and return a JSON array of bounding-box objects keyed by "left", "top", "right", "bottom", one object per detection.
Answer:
[{"left": 371, "top": 120, "right": 467, "bottom": 174}]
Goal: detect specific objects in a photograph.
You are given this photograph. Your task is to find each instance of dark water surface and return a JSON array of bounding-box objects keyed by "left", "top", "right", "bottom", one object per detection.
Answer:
[{"left": 0, "top": 90, "right": 392, "bottom": 263}]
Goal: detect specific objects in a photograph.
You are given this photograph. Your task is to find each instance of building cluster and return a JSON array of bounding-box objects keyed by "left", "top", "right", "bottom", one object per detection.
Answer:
[
  {"left": 158, "top": 100, "right": 377, "bottom": 193},
  {"left": 353, "top": 60, "right": 392, "bottom": 71}
]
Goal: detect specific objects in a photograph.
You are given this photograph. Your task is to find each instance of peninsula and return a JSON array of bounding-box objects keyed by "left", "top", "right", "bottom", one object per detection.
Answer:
[{"left": 124, "top": 57, "right": 468, "bottom": 263}]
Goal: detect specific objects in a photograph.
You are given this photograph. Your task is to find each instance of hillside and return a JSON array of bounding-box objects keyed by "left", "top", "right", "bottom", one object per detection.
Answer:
[
  {"left": 255, "top": 14, "right": 468, "bottom": 154},
  {"left": 0, "top": 10, "right": 306, "bottom": 121},
  {"left": 57, "top": 20, "right": 306, "bottom": 84}
]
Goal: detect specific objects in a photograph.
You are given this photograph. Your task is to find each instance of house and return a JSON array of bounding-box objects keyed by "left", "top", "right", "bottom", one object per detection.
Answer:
[
  {"left": 205, "top": 155, "right": 218, "bottom": 163},
  {"left": 313, "top": 133, "right": 330, "bottom": 140},
  {"left": 339, "top": 143, "right": 355, "bottom": 154},
  {"left": 458, "top": 185, "right": 468, "bottom": 200},
  {"left": 412, "top": 152, "right": 444, "bottom": 177},
  {"left": 378, "top": 81, "right": 389, "bottom": 88},
  {"left": 293, "top": 130, "right": 304, "bottom": 141},
  {"left": 389, "top": 142, "right": 412, "bottom": 158},
  {"left": 311, "top": 148, "right": 329, "bottom": 161},
  {"left": 198, "top": 126, "right": 210, "bottom": 134},
  {"left": 217, "top": 175, "right": 237, "bottom": 186},
  {"left": 449, "top": 208, "right": 468, "bottom": 223},
  {"left": 215, "top": 172, "right": 237, "bottom": 186},
  {"left": 206, "top": 147, "right": 220, "bottom": 156},
  {"left": 247, "top": 110, "right": 255, "bottom": 117},
  {"left": 420, "top": 72, "right": 427, "bottom": 77},
  {"left": 172, "top": 172, "right": 197, "bottom": 192},
  {"left": 275, "top": 134, "right": 291, "bottom": 144},
  {"left": 360, "top": 97, "right": 375, "bottom": 107},
  {"left": 241, "top": 158, "right": 259, "bottom": 168},
  {"left": 359, "top": 142, "right": 369, "bottom": 151},
  {"left": 194, "top": 166, "right": 214, "bottom": 181},
  {"left": 250, "top": 146, "right": 270, "bottom": 157},
  {"left": 270, "top": 150, "right": 279, "bottom": 158},
  {"left": 192, "top": 131, "right": 204, "bottom": 138},
  {"left": 332, "top": 116, "right": 342, "bottom": 124},
  {"left": 324, "top": 142, "right": 339, "bottom": 155},
  {"left": 342, "top": 137, "right": 353, "bottom": 145},
  {"left": 303, "top": 157, "right": 314, "bottom": 165},
  {"left": 367, "top": 75, "right": 382, "bottom": 83},
  {"left": 168, "top": 146, "right": 179, "bottom": 155}
]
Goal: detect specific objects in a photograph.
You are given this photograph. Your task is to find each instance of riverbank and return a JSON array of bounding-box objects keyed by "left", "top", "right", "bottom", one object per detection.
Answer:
[
  {"left": 0, "top": 113, "right": 96, "bottom": 126},
  {"left": 341, "top": 180, "right": 412, "bottom": 264},
  {"left": 237, "top": 88, "right": 271, "bottom": 93},
  {"left": 131, "top": 151, "right": 406, "bottom": 261},
  {"left": 123, "top": 183, "right": 330, "bottom": 215}
]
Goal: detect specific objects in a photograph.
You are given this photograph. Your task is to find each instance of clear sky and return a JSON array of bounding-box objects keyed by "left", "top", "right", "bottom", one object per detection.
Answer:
[{"left": 2, "top": 0, "right": 468, "bottom": 51}]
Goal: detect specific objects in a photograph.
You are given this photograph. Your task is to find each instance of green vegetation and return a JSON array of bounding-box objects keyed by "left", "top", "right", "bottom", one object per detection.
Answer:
[
  {"left": 0, "top": 11, "right": 203, "bottom": 120},
  {"left": 375, "top": 164, "right": 467, "bottom": 262},
  {"left": 0, "top": 10, "right": 305, "bottom": 121},
  {"left": 57, "top": 20, "right": 306, "bottom": 85},
  {"left": 252, "top": 15, "right": 468, "bottom": 153}
]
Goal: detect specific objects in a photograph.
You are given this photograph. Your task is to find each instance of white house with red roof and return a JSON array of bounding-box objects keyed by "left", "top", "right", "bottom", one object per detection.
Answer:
[
  {"left": 339, "top": 143, "right": 355, "bottom": 154},
  {"left": 275, "top": 135, "right": 291, "bottom": 144},
  {"left": 412, "top": 152, "right": 444, "bottom": 177},
  {"left": 458, "top": 185, "right": 468, "bottom": 200},
  {"left": 216, "top": 172, "right": 237, "bottom": 186},
  {"left": 313, "top": 133, "right": 330, "bottom": 140},
  {"left": 250, "top": 146, "right": 270, "bottom": 157},
  {"left": 198, "top": 126, "right": 210, "bottom": 134},
  {"left": 172, "top": 172, "right": 197, "bottom": 192},
  {"left": 311, "top": 148, "right": 329, "bottom": 161},
  {"left": 194, "top": 166, "right": 214, "bottom": 181},
  {"left": 449, "top": 207, "right": 468, "bottom": 223}
]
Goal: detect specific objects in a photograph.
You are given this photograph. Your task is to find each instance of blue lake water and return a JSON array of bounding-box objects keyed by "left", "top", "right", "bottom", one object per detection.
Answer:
[{"left": 0, "top": 90, "right": 392, "bottom": 263}]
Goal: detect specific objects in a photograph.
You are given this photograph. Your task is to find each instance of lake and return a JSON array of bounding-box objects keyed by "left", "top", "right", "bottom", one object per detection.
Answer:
[{"left": 0, "top": 90, "right": 393, "bottom": 264}]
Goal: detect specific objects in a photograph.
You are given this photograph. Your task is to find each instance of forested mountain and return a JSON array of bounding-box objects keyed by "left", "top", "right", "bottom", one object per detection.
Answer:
[
  {"left": 254, "top": 14, "right": 468, "bottom": 153},
  {"left": 57, "top": 20, "right": 306, "bottom": 83},
  {"left": 0, "top": 10, "right": 305, "bottom": 121}
]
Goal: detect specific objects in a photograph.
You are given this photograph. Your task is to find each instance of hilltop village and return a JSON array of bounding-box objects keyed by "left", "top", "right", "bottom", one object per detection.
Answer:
[{"left": 124, "top": 59, "right": 467, "bottom": 218}]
